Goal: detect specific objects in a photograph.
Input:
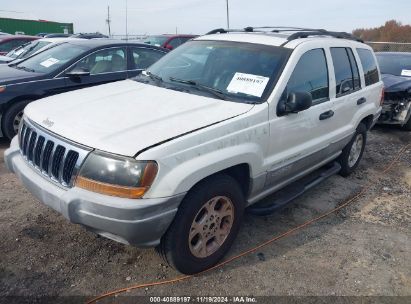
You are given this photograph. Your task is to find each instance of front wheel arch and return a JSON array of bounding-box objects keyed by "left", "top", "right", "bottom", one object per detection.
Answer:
[{"left": 1, "top": 99, "right": 33, "bottom": 140}]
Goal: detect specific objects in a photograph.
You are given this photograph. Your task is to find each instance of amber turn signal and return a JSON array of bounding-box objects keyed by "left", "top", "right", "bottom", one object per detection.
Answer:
[{"left": 75, "top": 176, "right": 148, "bottom": 199}]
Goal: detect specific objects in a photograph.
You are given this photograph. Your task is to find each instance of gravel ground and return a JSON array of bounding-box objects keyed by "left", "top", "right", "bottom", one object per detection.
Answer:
[{"left": 0, "top": 126, "right": 410, "bottom": 303}]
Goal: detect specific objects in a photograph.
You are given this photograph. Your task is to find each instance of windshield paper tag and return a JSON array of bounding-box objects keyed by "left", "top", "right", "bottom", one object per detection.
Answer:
[
  {"left": 227, "top": 73, "right": 269, "bottom": 97},
  {"left": 401, "top": 69, "right": 411, "bottom": 77},
  {"left": 40, "top": 58, "right": 60, "bottom": 68}
]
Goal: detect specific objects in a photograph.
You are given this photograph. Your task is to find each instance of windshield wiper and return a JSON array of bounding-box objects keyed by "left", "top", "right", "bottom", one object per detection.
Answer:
[
  {"left": 169, "top": 77, "right": 227, "bottom": 100},
  {"left": 14, "top": 66, "right": 35, "bottom": 72},
  {"left": 145, "top": 70, "right": 163, "bottom": 82}
]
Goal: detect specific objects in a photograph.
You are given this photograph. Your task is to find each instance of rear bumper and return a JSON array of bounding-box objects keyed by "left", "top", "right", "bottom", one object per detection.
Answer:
[{"left": 5, "top": 137, "right": 184, "bottom": 247}]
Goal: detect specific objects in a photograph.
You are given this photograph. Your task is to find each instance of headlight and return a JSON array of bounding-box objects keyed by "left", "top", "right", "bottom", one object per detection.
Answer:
[
  {"left": 75, "top": 151, "right": 158, "bottom": 199},
  {"left": 0, "top": 86, "right": 5, "bottom": 93}
]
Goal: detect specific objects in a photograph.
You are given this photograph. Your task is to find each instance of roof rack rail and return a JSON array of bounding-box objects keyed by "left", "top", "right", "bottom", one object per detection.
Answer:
[
  {"left": 206, "top": 26, "right": 364, "bottom": 44},
  {"left": 285, "top": 30, "right": 364, "bottom": 44},
  {"left": 206, "top": 27, "right": 254, "bottom": 35}
]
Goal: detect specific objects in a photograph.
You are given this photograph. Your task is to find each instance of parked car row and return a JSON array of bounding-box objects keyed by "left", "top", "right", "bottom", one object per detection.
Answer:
[
  {"left": 0, "top": 39, "right": 168, "bottom": 139},
  {"left": 1, "top": 26, "right": 409, "bottom": 275},
  {"left": 0, "top": 37, "right": 84, "bottom": 65}
]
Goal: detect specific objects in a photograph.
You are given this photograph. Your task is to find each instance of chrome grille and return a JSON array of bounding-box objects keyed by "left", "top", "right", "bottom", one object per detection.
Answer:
[{"left": 19, "top": 119, "right": 91, "bottom": 188}]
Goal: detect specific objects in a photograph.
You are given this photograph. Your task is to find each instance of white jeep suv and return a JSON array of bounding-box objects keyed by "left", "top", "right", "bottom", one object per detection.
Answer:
[{"left": 5, "top": 27, "right": 383, "bottom": 274}]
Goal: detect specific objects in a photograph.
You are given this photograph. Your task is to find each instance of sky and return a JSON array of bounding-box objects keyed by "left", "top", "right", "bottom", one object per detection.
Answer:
[{"left": 1, "top": 0, "right": 410, "bottom": 36}]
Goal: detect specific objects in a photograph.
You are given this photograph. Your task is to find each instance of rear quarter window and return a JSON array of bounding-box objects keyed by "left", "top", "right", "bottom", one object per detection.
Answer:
[{"left": 357, "top": 48, "right": 379, "bottom": 86}]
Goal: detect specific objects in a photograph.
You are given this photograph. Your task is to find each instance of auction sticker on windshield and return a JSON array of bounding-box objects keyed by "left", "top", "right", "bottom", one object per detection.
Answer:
[
  {"left": 401, "top": 69, "right": 411, "bottom": 77},
  {"left": 40, "top": 58, "right": 60, "bottom": 68},
  {"left": 227, "top": 72, "right": 269, "bottom": 97}
]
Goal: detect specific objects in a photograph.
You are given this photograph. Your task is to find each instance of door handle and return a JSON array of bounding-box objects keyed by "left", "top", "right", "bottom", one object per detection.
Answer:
[
  {"left": 319, "top": 110, "right": 334, "bottom": 120},
  {"left": 357, "top": 97, "right": 367, "bottom": 105}
]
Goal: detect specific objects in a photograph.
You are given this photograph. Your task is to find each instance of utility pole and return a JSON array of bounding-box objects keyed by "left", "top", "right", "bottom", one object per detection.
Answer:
[
  {"left": 226, "top": 0, "right": 230, "bottom": 29},
  {"left": 106, "top": 5, "right": 111, "bottom": 37},
  {"left": 125, "top": 0, "right": 129, "bottom": 41}
]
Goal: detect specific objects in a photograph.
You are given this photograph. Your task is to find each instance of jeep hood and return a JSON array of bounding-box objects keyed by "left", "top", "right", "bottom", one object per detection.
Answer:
[{"left": 24, "top": 80, "right": 254, "bottom": 157}]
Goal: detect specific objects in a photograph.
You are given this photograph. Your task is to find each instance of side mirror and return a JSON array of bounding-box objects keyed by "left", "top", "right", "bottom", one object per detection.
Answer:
[
  {"left": 278, "top": 91, "right": 312, "bottom": 116},
  {"left": 66, "top": 68, "right": 90, "bottom": 77},
  {"left": 164, "top": 44, "right": 173, "bottom": 50}
]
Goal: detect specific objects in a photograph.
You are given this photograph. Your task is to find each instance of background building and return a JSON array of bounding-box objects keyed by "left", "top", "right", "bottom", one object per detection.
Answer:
[{"left": 0, "top": 11, "right": 73, "bottom": 35}]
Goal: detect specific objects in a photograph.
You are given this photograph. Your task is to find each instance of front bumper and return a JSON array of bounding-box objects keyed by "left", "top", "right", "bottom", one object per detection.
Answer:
[
  {"left": 5, "top": 137, "right": 184, "bottom": 247},
  {"left": 378, "top": 100, "right": 411, "bottom": 126}
]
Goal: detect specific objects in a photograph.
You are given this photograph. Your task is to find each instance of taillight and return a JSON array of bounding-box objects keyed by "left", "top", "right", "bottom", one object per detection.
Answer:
[{"left": 380, "top": 87, "right": 385, "bottom": 106}]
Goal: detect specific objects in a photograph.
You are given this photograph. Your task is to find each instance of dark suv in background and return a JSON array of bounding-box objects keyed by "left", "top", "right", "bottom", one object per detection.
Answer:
[
  {"left": 375, "top": 52, "right": 411, "bottom": 130},
  {"left": 143, "top": 34, "right": 197, "bottom": 50}
]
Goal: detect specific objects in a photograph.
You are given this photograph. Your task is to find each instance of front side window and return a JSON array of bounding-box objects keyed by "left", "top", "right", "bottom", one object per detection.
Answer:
[
  {"left": 69, "top": 48, "right": 127, "bottom": 75},
  {"left": 284, "top": 48, "right": 329, "bottom": 103},
  {"left": 145, "top": 40, "right": 291, "bottom": 103},
  {"left": 357, "top": 48, "right": 379, "bottom": 86},
  {"left": 131, "top": 48, "right": 165, "bottom": 69}
]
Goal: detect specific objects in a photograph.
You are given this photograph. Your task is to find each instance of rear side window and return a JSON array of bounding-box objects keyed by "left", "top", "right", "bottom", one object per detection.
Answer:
[
  {"left": 357, "top": 48, "right": 379, "bottom": 86},
  {"left": 131, "top": 48, "right": 165, "bottom": 69},
  {"left": 347, "top": 49, "right": 361, "bottom": 90},
  {"left": 284, "top": 48, "right": 329, "bottom": 103},
  {"left": 331, "top": 47, "right": 361, "bottom": 96}
]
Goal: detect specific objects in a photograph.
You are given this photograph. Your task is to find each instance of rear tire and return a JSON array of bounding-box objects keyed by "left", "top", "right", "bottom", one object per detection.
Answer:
[
  {"left": 338, "top": 123, "right": 367, "bottom": 177},
  {"left": 2, "top": 100, "right": 31, "bottom": 140},
  {"left": 156, "top": 174, "right": 245, "bottom": 274}
]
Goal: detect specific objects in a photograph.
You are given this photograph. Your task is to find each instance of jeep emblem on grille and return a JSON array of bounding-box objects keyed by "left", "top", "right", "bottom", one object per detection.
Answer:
[{"left": 42, "top": 118, "right": 54, "bottom": 128}]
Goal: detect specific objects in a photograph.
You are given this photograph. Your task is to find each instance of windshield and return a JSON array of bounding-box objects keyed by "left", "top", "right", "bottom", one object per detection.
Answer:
[
  {"left": 145, "top": 40, "right": 291, "bottom": 103},
  {"left": 144, "top": 36, "right": 169, "bottom": 47},
  {"left": 7, "top": 41, "right": 52, "bottom": 59},
  {"left": 14, "top": 43, "right": 88, "bottom": 74},
  {"left": 376, "top": 53, "right": 411, "bottom": 77}
]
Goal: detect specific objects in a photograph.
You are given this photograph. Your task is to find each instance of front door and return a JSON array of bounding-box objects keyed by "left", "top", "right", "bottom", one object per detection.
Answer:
[
  {"left": 266, "top": 48, "right": 339, "bottom": 187},
  {"left": 63, "top": 47, "right": 128, "bottom": 91}
]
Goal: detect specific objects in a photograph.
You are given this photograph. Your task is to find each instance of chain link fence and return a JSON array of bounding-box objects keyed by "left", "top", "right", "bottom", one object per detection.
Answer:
[{"left": 366, "top": 41, "right": 411, "bottom": 52}]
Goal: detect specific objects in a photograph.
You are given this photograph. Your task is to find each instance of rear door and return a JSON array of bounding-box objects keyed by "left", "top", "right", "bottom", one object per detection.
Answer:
[
  {"left": 356, "top": 48, "right": 382, "bottom": 116},
  {"left": 329, "top": 47, "right": 365, "bottom": 137},
  {"left": 63, "top": 47, "right": 128, "bottom": 91}
]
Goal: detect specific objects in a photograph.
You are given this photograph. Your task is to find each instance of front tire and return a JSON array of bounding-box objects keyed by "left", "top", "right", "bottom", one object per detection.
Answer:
[
  {"left": 157, "top": 174, "right": 245, "bottom": 274},
  {"left": 2, "top": 100, "right": 31, "bottom": 140},
  {"left": 338, "top": 123, "right": 367, "bottom": 177}
]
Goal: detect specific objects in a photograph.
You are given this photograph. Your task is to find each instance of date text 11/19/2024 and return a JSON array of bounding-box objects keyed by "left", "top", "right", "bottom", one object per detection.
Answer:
[{"left": 149, "top": 296, "right": 257, "bottom": 303}]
